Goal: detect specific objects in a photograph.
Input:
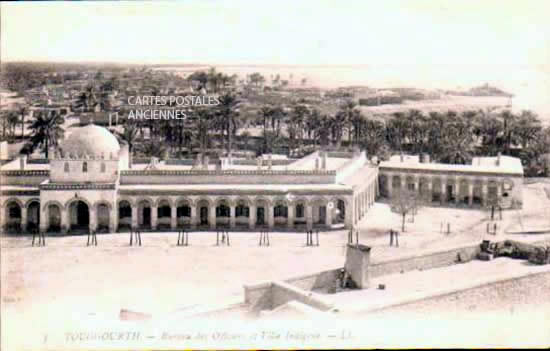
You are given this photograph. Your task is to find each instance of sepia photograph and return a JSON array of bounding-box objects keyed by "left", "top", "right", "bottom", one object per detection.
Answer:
[{"left": 1, "top": 0, "right": 549, "bottom": 349}]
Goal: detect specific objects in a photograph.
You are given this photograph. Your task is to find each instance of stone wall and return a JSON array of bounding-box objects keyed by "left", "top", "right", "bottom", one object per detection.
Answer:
[
  {"left": 370, "top": 244, "right": 481, "bottom": 278},
  {"left": 50, "top": 159, "right": 119, "bottom": 183}
]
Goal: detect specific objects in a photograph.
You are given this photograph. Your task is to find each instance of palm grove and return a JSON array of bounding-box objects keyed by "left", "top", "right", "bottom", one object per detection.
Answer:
[{"left": 2, "top": 66, "right": 549, "bottom": 177}]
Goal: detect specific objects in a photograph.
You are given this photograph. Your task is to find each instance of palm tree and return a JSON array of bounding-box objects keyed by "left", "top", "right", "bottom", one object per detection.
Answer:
[
  {"left": 22, "top": 110, "right": 64, "bottom": 158},
  {"left": 515, "top": 110, "right": 542, "bottom": 149},
  {"left": 215, "top": 93, "right": 241, "bottom": 157},
  {"left": 142, "top": 137, "right": 168, "bottom": 159},
  {"left": 337, "top": 100, "right": 358, "bottom": 147},
  {"left": 194, "top": 107, "right": 214, "bottom": 155},
  {"left": 478, "top": 110, "right": 504, "bottom": 156},
  {"left": 16, "top": 105, "right": 28, "bottom": 138},
  {"left": 74, "top": 85, "right": 98, "bottom": 112},
  {"left": 290, "top": 104, "right": 309, "bottom": 150},
  {"left": 5, "top": 110, "right": 19, "bottom": 142},
  {"left": 405, "top": 109, "right": 427, "bottom": 154},
  {"left": 0, "top": 111, "right": 7, "bottom": 140},
  {"left": 305, "top": 108, "right": 321, "bottom": 144},
  {"left": 500, "top": 110, "right": 518, "bottom": 155},
  {"left": 361, "top": 118, "right": 387, "bottom": 157},
  {"left": 349, "top": 108, "right": 364, "bottom": 147},
  {"left": 260, "top": 105, "right": 274, "bottom": 153},
  {"left": 116, "top": 124, "right": 138, "bottom": 168},
  {"left": 270, "top": 106, "right": 286, "bottom": 137},
  {"left": 317, "top": 114, "right": 332, "bottom": 147}
]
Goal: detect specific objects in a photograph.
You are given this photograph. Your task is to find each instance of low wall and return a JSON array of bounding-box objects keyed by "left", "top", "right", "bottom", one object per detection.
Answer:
[
  {"left": 275, "top": 238, "right": 550, "bottom": 293},
  {"left": 0, "top": 171, "right": 50, "bottom": 186},
  {"left": 272, "top": 281, "right": 334, "bottom": 311},
  {"left": 244, "top": 282, "right": 273, "bottom": 311},
  {"left": 238, "top": 159, "right": 297, "bottom": 166},
  {"left": 370, "top": 244, "right": 481, "bottom": 278},
  {"left": 244, "top": 238, "right": 550, "bottom": 316},
  {"left": 285, "top": 269, "right": 340, "bottom": 291},
  {"left": 27, "top": 159, "right": 49, "bottom": 164},
  {"left": 244, "top": 280, "right": 334, "bottom": 313}
]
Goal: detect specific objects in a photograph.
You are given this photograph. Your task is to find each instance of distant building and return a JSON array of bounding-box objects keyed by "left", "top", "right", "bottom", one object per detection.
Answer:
[{"left": 378, "top": 154, "right": 523, "bottom": 209}]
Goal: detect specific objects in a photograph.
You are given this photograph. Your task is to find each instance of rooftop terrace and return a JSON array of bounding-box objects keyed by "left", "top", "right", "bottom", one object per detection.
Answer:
[{"left": 380, "top": 154, "right": 523, "bottom": 176}]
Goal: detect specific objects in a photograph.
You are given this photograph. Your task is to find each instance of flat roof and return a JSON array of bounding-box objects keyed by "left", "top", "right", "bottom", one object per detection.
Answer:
[
  {"left": 0, "top": 159, "right": 50, "bottom": 171},
  {"left": 118, "top": 183, "right": 352, "bottom": 194},
  {"left": 128, "top": 163, "right": 290, "bottom": 171},
  {"left": 341, "top": 164, "right": 379, "bottom": 187},
  {"left": 380, "top": 155, "right": 523, "bottom": 176}
]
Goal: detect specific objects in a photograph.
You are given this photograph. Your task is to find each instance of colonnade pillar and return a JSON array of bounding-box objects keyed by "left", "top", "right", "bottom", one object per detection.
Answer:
[
  {"left": 287, "top": 205, "right": 295, "bottom": 229},
  {"left": 306, "top": 205, "right": 313, "bottom": 230},
  {"left": 267, "top": 205, "right": 275, "bottom": 229},
  {"left": 61, "top": 207, "right": 69, "bottom": 234},
  {"left": 468, "top": 183, "right": 474, "bottom": 206},
  {"left": 20, "top": 207, "right": 28, "bottom": 232},
  {"left": 131, "top": 206, "right": 138, "bottom": 229},
  {"left": 482, "top": 182, "right": 488, "bottom": 207},
  {"left": 249, "top": 204, "right": 256, "bottom": 229},
  {"left": 229, "top": 204, "right": 236, "bottom": 229},
  {"left": 190, "top": 205, "right": 197, "bottom": 229},
  {"left": 89, "top": 206, "right": 97, "bottom": 232},
  {"left": 170, "top": 205, "right": 177, "bottom": 230},
  {"left": 440, "top": 180, "right": 446, "bottom": 205},
  {"left": 151, "top": 205, "right": 158, "bottom": 230},
  {"left": 325, "top": 205, "right": 333, "bottom": 227},
  {"left": 209, "top": 205, "right": 216, "bottom": 230}
]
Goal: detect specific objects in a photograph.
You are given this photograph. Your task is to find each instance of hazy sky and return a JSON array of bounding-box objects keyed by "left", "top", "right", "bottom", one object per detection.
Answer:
[
  {"left": 2, "top": 0, "right": 549, "bottom": 65},
  {"left": 2, "top": 0, "right": 550, "bottom": 122}
]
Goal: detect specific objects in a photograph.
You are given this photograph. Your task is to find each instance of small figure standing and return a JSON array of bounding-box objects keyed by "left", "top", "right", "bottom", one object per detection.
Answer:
[{"left": 389, "top": 229, "right": 399, "bottom": 247}]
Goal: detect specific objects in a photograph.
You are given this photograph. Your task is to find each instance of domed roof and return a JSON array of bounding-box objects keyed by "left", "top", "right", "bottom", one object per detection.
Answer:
[{"left": 61, "top": 124, "right": 120, "bottom": 158}]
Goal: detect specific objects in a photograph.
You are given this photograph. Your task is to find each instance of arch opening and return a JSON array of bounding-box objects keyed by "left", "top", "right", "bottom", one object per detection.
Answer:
[{"left": 69, "top": 200, "right": 90, "bottom": 231}]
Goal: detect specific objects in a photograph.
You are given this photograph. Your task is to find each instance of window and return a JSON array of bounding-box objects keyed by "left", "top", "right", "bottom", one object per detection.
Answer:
[
  {"left": 296, "top": 204, "right": 305, "bottom": 218},
  {"left": 100, "top": 163, "right": 106, "bottom": 173},
  {"left": 64, "top": 162, "right": 69, "bottom": 173},
  {"left": 82, "top": 162, "right": 88, "bottom": 173}
]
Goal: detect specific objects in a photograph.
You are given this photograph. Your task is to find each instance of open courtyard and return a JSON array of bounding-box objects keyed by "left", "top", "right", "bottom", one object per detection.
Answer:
[{"left": 2, "top": 181, "right": 548, "bottom": 328}]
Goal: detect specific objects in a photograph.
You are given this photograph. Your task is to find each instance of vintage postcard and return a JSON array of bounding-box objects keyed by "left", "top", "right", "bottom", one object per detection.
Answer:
[{"left": 1, "top": 0, "right": 549, "bottom": 349}]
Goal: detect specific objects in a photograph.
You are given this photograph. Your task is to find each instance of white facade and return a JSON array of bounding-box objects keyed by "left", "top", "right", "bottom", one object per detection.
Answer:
[{"left": 1, "top": 125, "right": 377, "bottom": 234}]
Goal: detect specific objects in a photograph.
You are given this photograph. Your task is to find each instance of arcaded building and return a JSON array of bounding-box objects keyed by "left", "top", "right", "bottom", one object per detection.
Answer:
[
  {"left": 0, "top": 124, "right": 378, "bottom": 234},
  {"left": 378, "top": 154, "right": 523, "bottom": 209}
]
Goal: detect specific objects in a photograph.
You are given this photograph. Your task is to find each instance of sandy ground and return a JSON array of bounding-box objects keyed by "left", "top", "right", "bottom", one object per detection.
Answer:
[{"left": 1, "top": 181, "right": 548, "bottom": 348}]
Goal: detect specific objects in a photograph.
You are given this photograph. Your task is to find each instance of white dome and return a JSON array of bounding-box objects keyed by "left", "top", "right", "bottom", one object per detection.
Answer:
[{"left": 61, "top": 124, "right": 120, "bottom": 158}]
